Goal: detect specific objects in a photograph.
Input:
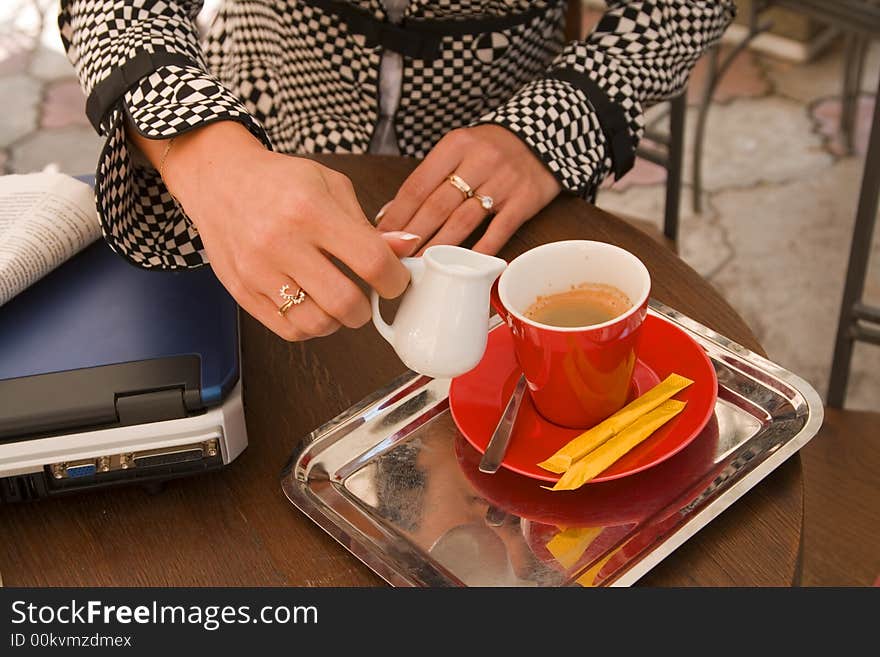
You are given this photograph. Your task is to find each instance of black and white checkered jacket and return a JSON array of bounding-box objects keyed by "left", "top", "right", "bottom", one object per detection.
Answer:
[{"left": 59, "top": 1, "right": 736, "bottom": 269}]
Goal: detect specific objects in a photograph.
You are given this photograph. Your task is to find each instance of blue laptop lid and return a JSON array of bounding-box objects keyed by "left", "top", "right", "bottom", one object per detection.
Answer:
[{"left": 0, "top": 237, "right": 239, "bottom": 440}]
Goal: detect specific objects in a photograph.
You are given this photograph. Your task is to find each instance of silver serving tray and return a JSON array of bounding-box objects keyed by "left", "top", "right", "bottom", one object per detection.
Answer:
[{"left": 281, "top": 301, "right": 823, "bottom": 587}]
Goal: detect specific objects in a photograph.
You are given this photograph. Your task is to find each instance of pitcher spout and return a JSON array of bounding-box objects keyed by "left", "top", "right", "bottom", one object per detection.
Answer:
[
  {"left": 423, "top": 244, "right": 507, "bottom": 281},
  {"left": 477, "top": 253, "right": 508, "bottom": 282}
]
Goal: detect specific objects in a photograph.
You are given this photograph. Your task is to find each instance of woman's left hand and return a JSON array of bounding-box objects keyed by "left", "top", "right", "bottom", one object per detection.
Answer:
[{"left": 375, "top": 124, "right": 562, "bottom": 255}]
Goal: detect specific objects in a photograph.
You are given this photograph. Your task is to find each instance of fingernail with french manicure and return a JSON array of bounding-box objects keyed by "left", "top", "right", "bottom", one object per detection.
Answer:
[
  {"left": 381, "top": 231, "right": 420, "bottom": 241},
  {"left": 374, "top": 201, "right": 392, "bottom": 223}
]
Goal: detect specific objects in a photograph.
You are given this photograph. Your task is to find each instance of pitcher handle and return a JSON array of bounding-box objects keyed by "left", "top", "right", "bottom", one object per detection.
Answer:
[{"left": 371, "top": 257, "right": 424, "bottom": 346}]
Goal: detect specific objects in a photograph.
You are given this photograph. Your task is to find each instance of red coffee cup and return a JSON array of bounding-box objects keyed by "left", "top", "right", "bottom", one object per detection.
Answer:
[{"left": 490, "top": 240, "right": 651, "bottom": 428}]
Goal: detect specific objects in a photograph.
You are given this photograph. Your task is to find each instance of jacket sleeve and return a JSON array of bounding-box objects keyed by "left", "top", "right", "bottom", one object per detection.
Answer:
[
  {"left": 477, "top": 0, "right": 737, "bottom": 198},
  {"left": 59, "top": 0, "right": 271, "bottom": 269}
]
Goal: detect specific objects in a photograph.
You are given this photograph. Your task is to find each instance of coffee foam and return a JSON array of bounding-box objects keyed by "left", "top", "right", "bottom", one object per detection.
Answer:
[{"left": 524, "top": 283, "right": 632, "bottom": 325}]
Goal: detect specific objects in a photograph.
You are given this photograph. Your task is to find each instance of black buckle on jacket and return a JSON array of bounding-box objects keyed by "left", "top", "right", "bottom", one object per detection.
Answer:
[
  {"left": 358, "top": 20, "right": 443, "bottom": 61},
  {"left": 308, "top": 0, "right": 443, "bottom": 60}
]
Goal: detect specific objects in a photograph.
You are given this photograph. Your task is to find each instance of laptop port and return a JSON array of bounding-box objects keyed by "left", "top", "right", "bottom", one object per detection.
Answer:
[
  {"left": 49, "top": 459, "right": 98, "bottom": 479},
  {"left": 65, "top": 463, "right": 97, "bottom": 478},
  {"left": 133, "top": 447, "right": 203, "bottom": 469},
  {"left": 131, "top": 439, "right": 220, "bottom": 469}
]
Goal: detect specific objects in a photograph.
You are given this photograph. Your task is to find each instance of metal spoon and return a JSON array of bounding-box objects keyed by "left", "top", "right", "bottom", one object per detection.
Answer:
[{"left": 479, "top": 374, "right": 527, "bottom": 474}]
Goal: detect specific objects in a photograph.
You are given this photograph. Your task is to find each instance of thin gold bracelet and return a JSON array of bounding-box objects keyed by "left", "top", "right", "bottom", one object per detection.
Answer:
[
  {"left": 158, "top": 137, "right": 175, "bottom": 180},
  {"left": 156, "top": 137, "right": 185, "bottom": 211}
]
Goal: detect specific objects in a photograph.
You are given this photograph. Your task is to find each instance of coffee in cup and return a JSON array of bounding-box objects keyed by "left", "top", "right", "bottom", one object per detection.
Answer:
[
  {"left": 523, "top": 283, "right": 632, "bottom": 328},
  {"left": 491, "top": 240, "right": 651, "bottom": 428}
]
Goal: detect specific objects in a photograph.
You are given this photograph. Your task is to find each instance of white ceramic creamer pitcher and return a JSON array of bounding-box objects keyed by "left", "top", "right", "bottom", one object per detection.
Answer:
[{"left": 371, "top": 245, "right": 507, "bottom": 378}]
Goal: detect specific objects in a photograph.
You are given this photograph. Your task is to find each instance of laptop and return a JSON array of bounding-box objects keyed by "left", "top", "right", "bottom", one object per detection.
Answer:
[{"left": 0, "top": 237, "right": 247, "bottom": 501}]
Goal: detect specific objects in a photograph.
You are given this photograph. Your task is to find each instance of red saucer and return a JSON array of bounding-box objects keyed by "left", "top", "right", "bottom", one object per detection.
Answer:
[{"left": 448, "top": 314, "right": 718, "bottom": 483}]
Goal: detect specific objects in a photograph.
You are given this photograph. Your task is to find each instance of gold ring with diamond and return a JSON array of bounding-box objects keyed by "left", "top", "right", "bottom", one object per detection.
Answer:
[
  {"left": 473, "top": 192, "right": 494, "bottom": 212},
  {"left": 447, "top": 174, "right": 473, "bottom": 200}
]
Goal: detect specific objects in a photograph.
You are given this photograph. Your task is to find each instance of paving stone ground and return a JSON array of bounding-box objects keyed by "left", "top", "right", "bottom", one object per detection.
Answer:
[{"left": 2, "top": 0, "right": 878, "bottom": 410}]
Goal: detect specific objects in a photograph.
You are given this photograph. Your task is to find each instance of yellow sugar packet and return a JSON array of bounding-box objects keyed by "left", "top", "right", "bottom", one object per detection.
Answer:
[
  {"left": 575, "top": 551, "right": 617, "bottom": 588},
  {"left": 545, "top": 526, "right": 603, "bottom": 570},
  {"left": 548, "top": 399, "right": 687, "bottom": 491},
  {"left": 537, "top": 373, "right": 693, "bottom": 474}
]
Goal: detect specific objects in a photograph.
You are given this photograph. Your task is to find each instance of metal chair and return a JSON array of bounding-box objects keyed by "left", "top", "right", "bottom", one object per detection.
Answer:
[
  {"left": 691, "top": 0, "right": 880, "bottom": 406},
  {"left": 828, "top": 71, "right": 880, "bottom": 407}
]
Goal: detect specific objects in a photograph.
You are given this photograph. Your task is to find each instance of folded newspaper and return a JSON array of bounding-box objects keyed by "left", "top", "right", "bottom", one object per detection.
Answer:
[{"left": 0, "top": 173, "right": 100, "bottom": 306}]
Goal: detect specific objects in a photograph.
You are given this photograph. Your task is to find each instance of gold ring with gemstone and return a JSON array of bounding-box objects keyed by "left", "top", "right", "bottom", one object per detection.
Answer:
[
  {"left": 473, "top": 192, "right": 494, "bottom": 212},
  {"left": 447, "top": 174, "right": 474, "bottom": 200}
]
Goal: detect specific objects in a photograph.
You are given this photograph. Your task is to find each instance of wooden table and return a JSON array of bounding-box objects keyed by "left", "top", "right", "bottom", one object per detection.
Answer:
[{"left": 0, "top": 155, "right": 803, "bottom": 587}]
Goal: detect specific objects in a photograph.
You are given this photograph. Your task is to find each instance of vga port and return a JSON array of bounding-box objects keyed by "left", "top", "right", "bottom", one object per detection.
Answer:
[
  {"left": 65, "top": 463, "right": 97, "bottom": 478},
  {"left": 50, "top": 459, "right": 98, "bottom": 480}
]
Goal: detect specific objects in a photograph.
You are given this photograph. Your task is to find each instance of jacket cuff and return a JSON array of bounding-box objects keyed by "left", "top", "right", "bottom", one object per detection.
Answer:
[
  {"left": 475, "top": 77, "right": 613, "bottom": 198},
  {"left": 91, "top": 65, "right": 271, "bottom": 270},
  {"left": 85, "top": 51, "right": 196, "bottom": 134},
  {"left": 95, "top": 107, "right": 206, "bottom": 270},
  {"left": 546, "top": 68, "right": 637, "bottom": 181},
  {"left": 123, "top": 63, "right": 272, "bottom": 147}
]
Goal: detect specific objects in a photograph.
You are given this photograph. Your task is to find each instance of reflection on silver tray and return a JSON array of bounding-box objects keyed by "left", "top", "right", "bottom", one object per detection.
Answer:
[{"left": 280, "top": 301, "right": 823, "bottom": 587}]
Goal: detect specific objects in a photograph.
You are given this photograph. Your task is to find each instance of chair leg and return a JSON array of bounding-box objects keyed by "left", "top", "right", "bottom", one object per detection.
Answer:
[
  {"left": 827, "top": 71, "right": 880, "bottom": 407},
  {"left": 664, "top": 94, "right": 686, "bottom": 243},
  {"left": 841, "top": 36, "right": 867, "bottom": 156}
]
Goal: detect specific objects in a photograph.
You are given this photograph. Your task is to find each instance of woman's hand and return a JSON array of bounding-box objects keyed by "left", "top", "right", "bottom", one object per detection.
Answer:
[
  {"left": 375, "top": 124, "right": 562, "bottom": 255},
  {"left": 129, "top": 121, "right": 413, "bottom": 342}
]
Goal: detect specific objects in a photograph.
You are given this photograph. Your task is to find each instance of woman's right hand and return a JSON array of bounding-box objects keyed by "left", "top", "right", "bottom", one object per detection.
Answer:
[{"left": 128, "top": 120, "right": 412, "bottom": 341}]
